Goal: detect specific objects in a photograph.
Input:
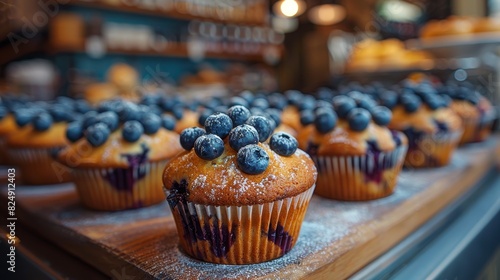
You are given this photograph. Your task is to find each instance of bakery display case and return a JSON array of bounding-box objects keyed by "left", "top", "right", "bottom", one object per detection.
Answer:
[{"left": 1, "top": 0, "right": 499, "bottom": 279}]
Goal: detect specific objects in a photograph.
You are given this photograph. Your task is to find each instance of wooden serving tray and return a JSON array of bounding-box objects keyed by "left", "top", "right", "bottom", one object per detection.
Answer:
[{"left": 1, "top": 137, "right": 498, "bottom": 279}]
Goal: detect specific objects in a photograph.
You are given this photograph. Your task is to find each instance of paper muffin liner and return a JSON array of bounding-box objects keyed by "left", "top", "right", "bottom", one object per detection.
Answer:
[
  {"left": 7, "top": 146, "right": 70, "bottom": 185},
  {"left": 459, "top": 115, "right": 495, "bottom": 145},
  {"left": 312, "top": 144, "right": 407, "bottom": 201},
  {"left": 404, "top": 130, "right": 463, "bottom": 168},
  {"left": 166, "top": 185, "right": 315, "bottom": 264},
  {"left": 72, "top": 159, "right": 168, "bottom": 211}
]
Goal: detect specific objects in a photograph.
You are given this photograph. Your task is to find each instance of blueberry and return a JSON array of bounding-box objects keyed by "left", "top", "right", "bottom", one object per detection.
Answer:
[
  {"left": 228, "top": 124, "right": 259, "bottom": 151},
  {"left": 400, "top": 94, "right": 421, "bottom": 113},
  {"left": 204, "top": 98, "right": 222, "bottom": 110},
  {"left": 117, "top": 102, "right": 141, "bottom": 122},
  {"left": 180, "top": 127, "right": 205, "bottom": 150},
  {"left": 317, "top": 87, "right": 334, "bottom": 101},
  {"left": 300, "top": 110, "right": 315, "bottom": 126},
  {"left": 66, "top": 121, "right": 84, "bottom": 142},
  {"left": 246, "top": 115, "right": 273, "bottom": 142},
  {"left": 82, "top": 111, "right": 99, "bottom": 129},
  {"left": 229, "top": 96, "right": 249, "bottom": 108},
  {"left": 314, "top": 109, "right": 337, "bottom": 133},
  {"left": 213, "top": 105, "right": 228, "bottom": 114},
  {"left": 160, "top": 97, "right": 179, "bottom": 111},
  {"left": 171, "top": 107, "right": 184, "bottom": 120},
  {"left": 269, "top": 132, "right": 298, "bottom": 156},
  {"left": 138, "top": 113, "right": 161, "bottom": 134},
  {"left": 33, "top": 113, "right": 53, "bottom": 131},
  {"left": 74, "top": 100, "right": 93, "bottom": 114},
  {"left": 239, "top": 90, "right": 255, "bottom": 103},
  {"left": 266, "top": 108, "right": 282, "bottom": 127},
  {"left": 49, "top": 104, "right": 72, "bottom": 122},
  {"left": 441, "top": 94, "right": 452, "bottom": 106},
  {"left": 332, "top": 95, "right": 356, "bottom": 118},
  {"left": 353, "top": 96, "right": 377, "bottom": 111},
  {"left": 314, "top": 100, "right": 334, "bottom": 112},
  {"left": 15, "top": 110, "right": 34, "bottom": 127},
  {"left": 268, "top": 93, "right": 287, "bottom": 110},
  {"left": 161, "top": 115, "right": 176, "bottom": 131},
  {"left": 347, "top": 108, "right": 371, "bottom": 132},
  {"left": 251, "top": 98, "right": 269, "bottom": 110},
  {"left": 379, "top": 91, "right": 398, "bottom": 109},
  {"left": 237, "top": 144, "right": 269, "bottom": 175},
  {"left": 86, "top": 123, "right": 110, "bottom": 147},
  {"left": 122, "top": 120, "right": 144, "bottom": 143},
  {"left": 370, "top": 106, "right": 392, "bottom": 126},
  {"left": 141, "top": 95, "right": 161, "bottom": 106},
  {"left": 98, "top": 100, "right": 121, "bottom": 113},
  {"left": 198, "top": 109, "right": 214, "bottom": 126},
  {"left": 96, "top": 111, "right": 119, "bottom": 131},
  {"left": 285, "top": 90, "right": 303, "bottom": 106},
  {"left": 147, "top": 104, "right": 163, "bottom": 116},
  {"left": 204, "top": 112, "right": 233, "bottom": 139},
  {"left": 298, "top": 95, "right": 317, "bottom": 112},
  {"left": 194, "top": 134, "right": 225, "bottom": 160}
]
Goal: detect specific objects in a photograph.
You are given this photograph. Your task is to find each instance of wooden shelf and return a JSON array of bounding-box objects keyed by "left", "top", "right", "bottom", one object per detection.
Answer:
[
  {"left": 67, "top": 0, "right": 268, "bottom": 26},
  {"left": 1, "top": 136, "right": 498, "bottom": 279},
  {"left": 47, "top": 43, "right": 278, "bottom": 62}
]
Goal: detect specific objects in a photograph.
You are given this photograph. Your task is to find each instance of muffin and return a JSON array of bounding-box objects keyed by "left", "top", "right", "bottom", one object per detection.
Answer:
[
  {"left": 382, "top": 85, "right": 463, "bottom": 168},
  {"left": 298, "top": 94, "right": 407, "bottom": 201},
  {"left": 5, "top": 98, "right": 91, "bottom": 184},
  {"left": 439, "top": 85, "right": 496, "bottom": 144},
  {"left": 163, "top": 111, "right": 317, "bottom": 264},
  {"left": 58, "top": 100, "right": 182, "bottom": 210}
]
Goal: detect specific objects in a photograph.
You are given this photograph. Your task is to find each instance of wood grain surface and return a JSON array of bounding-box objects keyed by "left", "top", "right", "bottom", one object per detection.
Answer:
[{"left": 0, "top": 137, "right": 498, "bottom": 279}]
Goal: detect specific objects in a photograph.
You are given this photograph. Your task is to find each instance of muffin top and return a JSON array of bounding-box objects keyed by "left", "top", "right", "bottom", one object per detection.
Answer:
[
  {"left": 438, "top": 85, "right": 496, "bottom": 121},
  {"left": 3, "top": 97, "right": 93, "bottom": 147},
  {"left": 58, "top": 128, "right": 180, "bottom": 168},
  {"left": 296, "top": 93, "right": 405, "bottom": 156},
  {"left": 373, "top": 81, "right": 463, "bottom": 134},
  {"left": 0, "top": 115, "right": 18, "bottom": 137},
  {"left": 58, "top": 99, "right": 182, "bottom": 168},
  {"left": 163, "top": 109, "right": 317, "bottom": 206}
]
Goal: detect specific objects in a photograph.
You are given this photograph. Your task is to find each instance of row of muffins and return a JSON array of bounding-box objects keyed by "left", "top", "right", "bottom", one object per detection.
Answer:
[{"left": 0, "top": 79, "right": 495, "bottom": 265}]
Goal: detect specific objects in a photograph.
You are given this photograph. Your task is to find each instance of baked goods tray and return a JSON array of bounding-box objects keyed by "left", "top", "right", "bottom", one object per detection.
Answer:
[
  {"left": 0, "top": 137, "right": 498, "bottom": 279},
  {"left": 406, "top": 34, "right": 500, "bottom": 58}
]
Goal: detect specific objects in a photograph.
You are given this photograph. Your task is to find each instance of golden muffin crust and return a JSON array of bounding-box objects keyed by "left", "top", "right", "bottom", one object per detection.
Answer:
[
  {"left": 449, "top": 98, "right": 494, "bottom": 120},
  {"left": 7, "top": 122, "right": 68, "bottom": 148},
  {"left": 389, "top": 105, "right": 462, "bottom": 134},
  {"left": 58, "top": 128, "right": 181, "bottom": 168},
  {"left": 173, "top": 110, "right": 200, "bottom": 134},
  {"left": 281, "top": 106, "right": 302, "bottom": 131},
  {"left": 163, "top": 143, "right": 317, "bottom": 206},
  {"left": 297, "top": 120, "right": 404, "bottom": 156},
  {"left": 0, "top": 115, "right": 19, "bottom": 136}
]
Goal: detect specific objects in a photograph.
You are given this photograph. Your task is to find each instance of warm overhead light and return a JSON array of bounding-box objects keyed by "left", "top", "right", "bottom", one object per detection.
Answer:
[
  {"left": 273, "top": 0, "right": 306, "bottom": 18},
  {"left": 308, "top": 4, "right": 346, "bottom": 25}
]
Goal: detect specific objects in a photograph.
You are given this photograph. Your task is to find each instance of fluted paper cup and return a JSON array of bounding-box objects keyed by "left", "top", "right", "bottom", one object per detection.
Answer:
[
  {"left": 404, "top": 130, "right": 462, "bottom": 168},
  {"left": 8, "top": 146, "right": 70, "bottom": 185},
  {"left": 72, "top": 160, "right": 168, "bottom": 211},
  {"left": 166, "top": 185, "right": 315, "bottom": 264},
  {"left": 312, "top": 144, "right": 407, "bottom": 201}
]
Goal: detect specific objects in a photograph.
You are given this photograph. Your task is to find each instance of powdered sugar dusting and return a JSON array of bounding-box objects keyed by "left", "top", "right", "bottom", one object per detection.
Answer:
[{"left": 6, "top": 138, "right": 496, "bottom": 279}]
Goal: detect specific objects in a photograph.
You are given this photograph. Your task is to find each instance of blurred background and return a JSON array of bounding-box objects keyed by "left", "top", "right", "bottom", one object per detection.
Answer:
[{"left": 0, "top": 0, "right": 499, "bottom": 103}]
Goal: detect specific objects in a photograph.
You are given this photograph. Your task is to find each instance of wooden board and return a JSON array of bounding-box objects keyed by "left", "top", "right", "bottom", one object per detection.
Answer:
[{"left": 1, "top": 137, "right": 498, "bottom": 279}]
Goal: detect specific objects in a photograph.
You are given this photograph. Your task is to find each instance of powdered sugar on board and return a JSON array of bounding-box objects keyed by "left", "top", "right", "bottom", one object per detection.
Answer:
[{"left": 4, "top": 137, "right": 497, "bottom": 279}]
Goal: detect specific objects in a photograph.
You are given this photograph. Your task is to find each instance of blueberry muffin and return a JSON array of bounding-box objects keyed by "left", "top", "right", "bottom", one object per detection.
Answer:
[
  {"left": 439, "top": 84, "right": 496, "bottom": 144},
  {"left": 297, "top": 94, "right": 407, "bottom": 201},
  {"left": 381, "top": 85, "right": 463, "bottom": 167},
  {"left": 58, "top": 100, "right": 182, "bottom": 210},
  {"left": 6, "top": 98, "right": 92, "bottom": 184},
  {"left": 163, "top": 111, "right": 317, "bottom": 264}
]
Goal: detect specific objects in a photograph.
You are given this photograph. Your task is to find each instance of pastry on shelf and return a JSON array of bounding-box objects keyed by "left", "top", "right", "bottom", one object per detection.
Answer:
[
  {"left": 163, "top": 111, "right": 316, "bottom": 264},
  {"left": 297, "top": 93, "right": 407, "bottom": 201},
  {"left": 58, "top": 100, "right": 182, "bottom": 210},
  {"left": 346, "top": 39, "right": 434, "bottom": 72},
  {"left": 420, "top": 16, "right": 500, "bottom": 39}
]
